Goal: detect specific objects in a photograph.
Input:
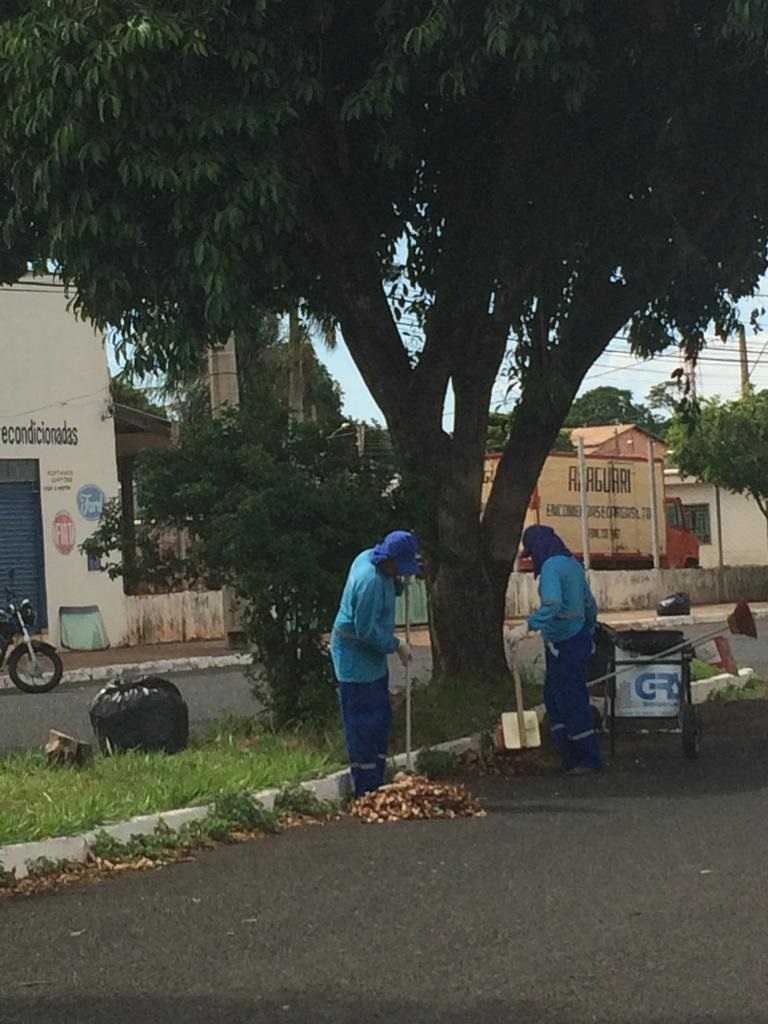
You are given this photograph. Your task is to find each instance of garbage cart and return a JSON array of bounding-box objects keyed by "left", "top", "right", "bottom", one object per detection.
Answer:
[
  {"left": 588, "top": 626, "right": 701, "bottom": 759},
  {"left": 608, "top": 629, "right": 701, "bottom": 759}
]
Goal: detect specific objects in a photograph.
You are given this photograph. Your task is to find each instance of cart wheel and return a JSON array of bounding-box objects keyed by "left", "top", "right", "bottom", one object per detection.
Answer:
[{"left": 681, "top": 705, "right": 702, "bottom": 759}]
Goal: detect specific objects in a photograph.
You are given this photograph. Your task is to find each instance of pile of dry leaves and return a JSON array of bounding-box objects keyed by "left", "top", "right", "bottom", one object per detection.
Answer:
[
  {"left": 351, "top": 772, "right": 486, "bottom": 823},
  {"left": 456, "top": 747, "right": 551, "bottom": 777}
]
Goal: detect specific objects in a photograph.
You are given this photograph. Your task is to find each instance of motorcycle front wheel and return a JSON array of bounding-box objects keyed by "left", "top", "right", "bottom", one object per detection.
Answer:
[{"left": 8, "top": 641, "right": 64, "bottom": 693}]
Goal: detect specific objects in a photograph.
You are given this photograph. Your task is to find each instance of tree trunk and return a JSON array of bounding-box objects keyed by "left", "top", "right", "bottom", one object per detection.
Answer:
[{"left": 429, "top": 551, "right": 509, "bottom": 680}]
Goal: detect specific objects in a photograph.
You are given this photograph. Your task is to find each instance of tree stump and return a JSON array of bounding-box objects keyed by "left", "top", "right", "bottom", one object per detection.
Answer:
[{"left": 44, "top": 730, "right": 94, "bottom": 767}]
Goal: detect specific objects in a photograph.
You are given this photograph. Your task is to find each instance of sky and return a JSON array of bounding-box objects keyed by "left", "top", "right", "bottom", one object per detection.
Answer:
[{"left": 315, "top": 276, "right": 768, "bottom": 428}]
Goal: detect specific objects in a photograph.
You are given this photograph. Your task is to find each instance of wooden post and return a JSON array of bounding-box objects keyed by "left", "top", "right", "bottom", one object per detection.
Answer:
[{"left": 577, "top": 438, "right": 591, "bottom": 570}]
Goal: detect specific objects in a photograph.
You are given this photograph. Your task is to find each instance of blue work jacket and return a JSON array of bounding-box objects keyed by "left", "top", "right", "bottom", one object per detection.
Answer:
[
  {"left": 527, "top": 555, "right": 598, "bottom": 644},
  {"left": 331, "top": 550, "right": 401, "bottom": 682}
]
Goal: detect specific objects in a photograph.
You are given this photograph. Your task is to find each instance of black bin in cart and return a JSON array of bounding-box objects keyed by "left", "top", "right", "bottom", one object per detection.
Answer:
[{"left": 592, "top": 627, "right": 702, "bottom": 759}]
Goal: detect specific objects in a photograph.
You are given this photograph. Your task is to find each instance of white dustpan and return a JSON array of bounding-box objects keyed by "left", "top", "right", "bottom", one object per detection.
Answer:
[{"left": 500, "top": 654, "right": 542, "bottom": 750}]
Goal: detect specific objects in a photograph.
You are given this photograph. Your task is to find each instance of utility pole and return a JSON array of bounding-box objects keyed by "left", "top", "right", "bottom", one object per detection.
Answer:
[
  {"left": 207, "top": 336, "right": 244, "bottom": 648},
  {"left": 647, "top": 439, "right": 661, "bottom": 570},
  {"left": 738, "top": 323, "right": 749, "bottom": 396}
]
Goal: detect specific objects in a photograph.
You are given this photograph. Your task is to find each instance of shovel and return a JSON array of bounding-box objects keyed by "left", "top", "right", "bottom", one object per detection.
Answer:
[{"left": 500, "top": 647, "right": 541, "bottom": 750}]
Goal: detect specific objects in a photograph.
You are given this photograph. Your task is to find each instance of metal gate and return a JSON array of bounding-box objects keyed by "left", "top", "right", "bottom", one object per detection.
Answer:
[{"left": 0, "top": 460, "right": 48, "bottom": 629}]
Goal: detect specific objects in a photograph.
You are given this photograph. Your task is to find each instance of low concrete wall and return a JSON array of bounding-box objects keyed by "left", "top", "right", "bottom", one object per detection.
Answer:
[
  {"left": 506, "top": 565, "right": 768, "bottom": 617},
  {"left": 125, "top": 591, "right": 225, "bottom": 646}
]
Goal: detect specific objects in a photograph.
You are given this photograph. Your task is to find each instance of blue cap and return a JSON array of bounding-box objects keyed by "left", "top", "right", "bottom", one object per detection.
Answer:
[{"left": 372, "top": 530, "right": 421, "bottom": 577}]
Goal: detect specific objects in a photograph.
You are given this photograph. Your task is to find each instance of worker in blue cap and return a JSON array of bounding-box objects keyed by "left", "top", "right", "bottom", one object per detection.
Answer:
[
  {"left": 506, "top": 524, "right": 603, "bottom": 775},
  {"left": 332, "top": 530, "right": 420, "bottom": 796}
]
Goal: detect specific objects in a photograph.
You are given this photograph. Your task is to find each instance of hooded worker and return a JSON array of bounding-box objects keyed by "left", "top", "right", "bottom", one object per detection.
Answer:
[
  {"left": 507, "top": 524, "right": 603, "bottom": 775},
  {"left": 331, "top": 530, "right": 420, "bottom": 796}
]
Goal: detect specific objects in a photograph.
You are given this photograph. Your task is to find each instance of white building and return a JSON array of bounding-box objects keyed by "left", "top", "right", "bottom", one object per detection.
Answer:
[
  {"left": 0, "top": 276, "right": 127, "bottom": 646},
  {"left": 665, "top": 469, "right": 768, "bottom": 568}
]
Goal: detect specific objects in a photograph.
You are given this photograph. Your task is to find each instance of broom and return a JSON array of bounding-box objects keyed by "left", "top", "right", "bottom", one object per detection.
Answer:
[{"left": 588, "top": 600, "right": 757, "bottom": 694}]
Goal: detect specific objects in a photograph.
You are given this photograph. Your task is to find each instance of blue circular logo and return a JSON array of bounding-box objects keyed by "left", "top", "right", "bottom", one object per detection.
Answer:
[{"left": 77, "top": 484, "right": 106, "bottom": 522}]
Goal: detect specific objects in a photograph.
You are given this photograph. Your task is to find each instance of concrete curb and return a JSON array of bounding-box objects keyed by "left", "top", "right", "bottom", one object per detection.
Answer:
[
  {"left": 0, "top": 734, "right": 484, "bottom": 881},
  {"left": 691, "top": 667, "right": 755, "bottom": 704},
  {"left": 0, "top": 653, "right": 250, "bottom": 691},
  {"left": 601, "top": 608, "right": 768, "bottom": 632}
]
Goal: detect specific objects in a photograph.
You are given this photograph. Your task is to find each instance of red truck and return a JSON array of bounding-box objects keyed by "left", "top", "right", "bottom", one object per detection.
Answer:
[{"left": 483, "top": 451, "right": 699, "bottom": 569}]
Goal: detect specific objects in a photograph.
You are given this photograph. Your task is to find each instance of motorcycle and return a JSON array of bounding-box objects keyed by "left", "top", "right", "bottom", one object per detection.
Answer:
[{"left": 0, "top": 570, "right": 63, "bottom": 693}]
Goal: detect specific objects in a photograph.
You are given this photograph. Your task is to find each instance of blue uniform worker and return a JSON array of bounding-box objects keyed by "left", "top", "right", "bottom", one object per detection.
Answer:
[
  {"left": 331, "top": 531, "right": 420, "bottom": 796},
  {"left": 519, "top": 524, "right": 603, "bottom": 775}
]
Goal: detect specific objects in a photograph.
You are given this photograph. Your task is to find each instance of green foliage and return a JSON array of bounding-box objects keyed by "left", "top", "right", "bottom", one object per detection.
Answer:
[
  {"left": 110, "top": 373, "right": 167, "bottom": 418},
  {"left": 24, "top": 855, "right": 68, "bottom": 877},
  {"left": 668, "top": 391, "right": 768, "bottom": 520},
  {"left": 2, "top": 1, "right": 768, "bottom": 676},
  {"left": 690, "top": 660, "right": 722, "bottom": 682},
  {"left": 211, "top": 792, "right": 277, "bottom": 833},
  {"left": 0, "top": 731, "right": 342, "bottom": 846},
  {"left": 80, "top": 495, "right": 197, "bottom": 593},
  {"left": 133, "top": 399, "right": 400, "bottom": 724},
  {"left": 90, "top": 823, "right": 185, "bottom": 861},
  {"left": 706, "top": 674, "right": 764, "bottom": 702},
  {"left": 565, "top": 386, "right": 665, "bottom": 435},
  {"left": 392, "top": 662, "right": 544, "bottom": 750},
  {"left": 414, "top": 748, "right": 456, "bottom": 778},
  {"left": 1, "top": 3, "right": 765, "bottom": 386},
  {"left": 488, "top": 413, "right": 573, "bottom": 453},
  {"left": 273, "top": 784, "right": 334, "bottom": 819}
]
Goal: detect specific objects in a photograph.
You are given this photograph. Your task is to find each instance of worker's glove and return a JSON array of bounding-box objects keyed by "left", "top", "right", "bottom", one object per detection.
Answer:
[
  {"left": 396, "top": 641, "right": 413, "bottom": 667},
  {"left": 505, "top": 624, "right": 529, "bottom": 648}
]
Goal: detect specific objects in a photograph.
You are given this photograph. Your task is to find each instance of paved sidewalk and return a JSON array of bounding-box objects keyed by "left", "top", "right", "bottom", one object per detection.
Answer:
[{"left": 2, "top": 600, "right": 764, "bottom": 690}]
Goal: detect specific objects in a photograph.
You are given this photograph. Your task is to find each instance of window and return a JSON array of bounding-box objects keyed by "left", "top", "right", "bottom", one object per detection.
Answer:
[
  {"left": 666, "top": 500, "right": 683, "bottom": 528},
  {"left": 684, "top": 503, "right": 712, "bottom": 545}
]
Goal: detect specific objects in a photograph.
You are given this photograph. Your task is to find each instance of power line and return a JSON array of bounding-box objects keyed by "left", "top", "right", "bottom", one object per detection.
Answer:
[{"left": 0, "top": 383, "right": 111, "bottom": 421}]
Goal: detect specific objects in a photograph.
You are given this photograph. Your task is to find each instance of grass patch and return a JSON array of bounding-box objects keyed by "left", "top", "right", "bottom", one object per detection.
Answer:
[
  {"left": 392, "top": 662, "right": 545, "bottom": 751},
  {"left": 708, "top": 675, "right": 766, "bottom": 702},
  {"left": 0, "top": 666, "right": 546, "bottom": 849},
  {"left": 0, "top": 726, "right": 344, "bottom": 847},
  {"left": 691, "top": 660, "right": 723, "bottom": 681}
]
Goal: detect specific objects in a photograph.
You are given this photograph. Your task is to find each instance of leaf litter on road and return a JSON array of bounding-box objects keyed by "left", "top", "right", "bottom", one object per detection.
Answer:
[{"left": 351, "top": 773, "right": 486, "bottom": 823}]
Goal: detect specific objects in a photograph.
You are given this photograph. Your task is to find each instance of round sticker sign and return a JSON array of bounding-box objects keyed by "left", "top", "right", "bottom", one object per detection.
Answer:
[
  {"left": 77, "top": 484, "right": 106, "bottom": 521},
  {"left": 53, "top": 511, "right": 76, "bottom": 555}
]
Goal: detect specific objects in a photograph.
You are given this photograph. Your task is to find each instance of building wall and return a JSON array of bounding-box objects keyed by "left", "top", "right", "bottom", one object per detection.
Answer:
[
  {"left": 0, "top": 277, "right": 127, "bottom": 646},
  {"left": 505, "top": 565, "right": 768, "bottom": 617},
  {"left": 665, "top": 473, "right": 768, "bottom": 569}
]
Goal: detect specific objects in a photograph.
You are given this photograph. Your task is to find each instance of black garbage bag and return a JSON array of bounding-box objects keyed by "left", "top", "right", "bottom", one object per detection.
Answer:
[
  {"left": 657, "top": 592, "right": 691, "bottom": 617},
  {"left": 613, "top": 629, "right": 687, "bottom": 655},
  {"left": 89, "top": 676, "right": 189, "bottom": 755}
]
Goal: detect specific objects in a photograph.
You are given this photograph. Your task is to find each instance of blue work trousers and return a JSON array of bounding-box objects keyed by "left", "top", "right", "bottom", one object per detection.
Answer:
[
  {"left": 544, "top": 624, "right": 603, "bottom": 771},
  {"left": 338, "top": 675, "right": 392, "bottom": 796}
]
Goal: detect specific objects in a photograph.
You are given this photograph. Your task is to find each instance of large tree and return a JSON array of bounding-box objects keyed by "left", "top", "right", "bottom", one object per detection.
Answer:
[{"left": 2, "top": 2, "right": 768, "bottom": 677}]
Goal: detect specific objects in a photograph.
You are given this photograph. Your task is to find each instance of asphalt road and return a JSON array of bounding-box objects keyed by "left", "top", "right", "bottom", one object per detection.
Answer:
[
  {"left": 3, "top": 699, "right": 768, "bottom": 1023},
  {"left": 1, "top": 621, "right": 766, "bottom": 754}
]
